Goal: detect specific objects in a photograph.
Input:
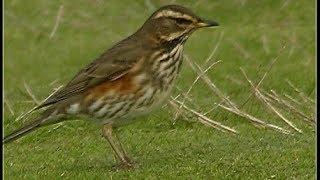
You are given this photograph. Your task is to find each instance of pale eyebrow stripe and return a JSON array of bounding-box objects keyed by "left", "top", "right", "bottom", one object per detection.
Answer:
[{"left": 154, "top": 10, "right": 196, "bottom": 22}]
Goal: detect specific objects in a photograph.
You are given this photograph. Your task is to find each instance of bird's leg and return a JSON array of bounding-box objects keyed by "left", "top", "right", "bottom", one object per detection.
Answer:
[
  {"left": 102, "top": 124, "right": 132, "bottom": 168},
  {"left": 114, "top": 129, "right": 131, "bottom": 163}
]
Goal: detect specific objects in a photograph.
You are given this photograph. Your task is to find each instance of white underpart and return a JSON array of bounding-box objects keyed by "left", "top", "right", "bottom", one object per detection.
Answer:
[
  {"left": 66, "top": 103, "right": 80, "bottom": 114},
  {"left": 152, "top": 53, "right": 169, "bottom": 70},
  {"left": 158, "top": 53, "right": 170, "bottom": 61},
  {"left": 96, "top": 104, "right": 110, "bottom": 118},
  {"left": 106, "top": 101, "right": 126, "bottom": 115},
  {"left": 159, "top": 44, "right": 182, "bottom": 72},
  {"left": 89, "top": 39, "right": 184, "bottom": 124},
  {"left": 173, "top": 46, "right": 181, "bottom": 60},
  {"left": 170, "top": 44, "right": 182, "bottom": 57},
  {"left": 88, "top": 98, "right": 105, "bottom": 113},
  {"left": 134, "top": 73, "right": 147, "bottom": 83},
  {"left": 134, "top": 85, "right": 155, "bottom": 109}
]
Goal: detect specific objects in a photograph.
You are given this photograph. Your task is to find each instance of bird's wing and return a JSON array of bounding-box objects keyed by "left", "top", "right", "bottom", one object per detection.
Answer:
[{"left": 35, "top": 43, "right": 139, "bottom": 109}]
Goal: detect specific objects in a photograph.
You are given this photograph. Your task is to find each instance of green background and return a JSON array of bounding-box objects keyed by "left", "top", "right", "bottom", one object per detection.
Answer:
[{"left": 4, "top": 0, "right": 315, "bottom": 179}]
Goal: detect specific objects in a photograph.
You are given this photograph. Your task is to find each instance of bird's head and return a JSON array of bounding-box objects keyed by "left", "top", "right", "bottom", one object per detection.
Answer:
[{"left": 139, "top": 5, "right": 219, "bottom": 45}]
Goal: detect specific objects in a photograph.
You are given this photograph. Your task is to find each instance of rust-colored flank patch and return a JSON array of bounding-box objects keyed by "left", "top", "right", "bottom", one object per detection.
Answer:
[{"left": 88, "top": 73, "right": 138, "bottom": 98}]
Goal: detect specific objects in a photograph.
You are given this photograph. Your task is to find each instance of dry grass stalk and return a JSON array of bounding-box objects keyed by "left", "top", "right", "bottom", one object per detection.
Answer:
[
  {"left": 184, "top": 55, "right": 290, "bottom": 134},
  {"left": 49, "top": 5, "right": 64, "bottom": 39},
  {"left": 203, "top": 98, "right": 227, "bottom": 116},
  {"left": 49, "top": 79, "right": 60, "bottom": 86},
  {"left": 280, "top": 0, "right": 291, "bottom": 9},
  {"left": 217, "top": 103, "right": 290, "bottom": 134},
  {"left": 225, "top": 75, "right": 244, "bottom": 86},
  {"left": 19, "top": 100, "right": 41, "bottom": 104},
  {"left": 4, "top": 96, "right": 15, "bottom": 115},
  {"left": 172, "top": 87, "right": 215, "bottom": 123},
  {"left": 173, "top": 60, "right": 221, "bottom": 121},
  {"left": 174, "top": 86, "right": 195, "bottom": 103},
  {"left": 261, "top": 34, "right": 270, "bottom": 54},
  {"left": 144, "top": 0, "right": 156, "bottom": 11},
  {"left": 288, "top": 32, "right": 296, "bottom": 58},
  {"left": 256, "top": 46, "right": 286, "bottom": 88},
  {"left": 171, "top": 87, "right": 202, "bottom": 118},
  {"left": 170, "top": 98, "right": 238, "bottom": 134},
  {"left": 48, "top": 123, "right": 64, "bottom": 133},
  {"left": 47, "top": 122, "right": 77, "bottom": 133},
  {"left": 204, "top": 31, "right": 224, "bottom": 65},
  {"left": 263, "top": 90, "right": 315, "bottom": 125},
  {"left": 283, "top": 93, "right": 302, "bottom": 106},
  {"left": 228, "top": 39, "right": 251, "bottom": 59},
  {"left": 240, "top": 46, "right": 286, "bottom": 108},
  {"left": 286, "top": 80, "right": 315, "bottom": 105},
  {"left": 168, "top": 98, "right": 200, "bottom": 123},
  {"left": 184, "top": 55, "right": 236, "bottom": 108},
  {"left": 240, "top": 68, "right": 302, "bottom": 133},
  {"left": 15, "top": 85, "right": 63, "bottom": 122},
  {"left": 239, "top": 0, "right": 247, "bottom": 6},
  {"left": 23, "top": 81, "right": 40, "bottom": 105},
  {"left": 174, "top": 89, "right": 202, "bottom": 111}
]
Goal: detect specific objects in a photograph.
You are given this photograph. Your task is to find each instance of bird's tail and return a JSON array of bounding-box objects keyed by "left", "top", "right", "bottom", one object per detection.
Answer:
[
  {"left": 3, "top": 118, "right": 42, "bottom": 144},
  {"left": 3, "top": 108, "right": 60, "bottom": 144}
]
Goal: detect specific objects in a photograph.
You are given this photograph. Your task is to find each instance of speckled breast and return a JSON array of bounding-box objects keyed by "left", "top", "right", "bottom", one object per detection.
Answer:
[{"left": 65, "top": 44, "right": 184, "bottom": 126}]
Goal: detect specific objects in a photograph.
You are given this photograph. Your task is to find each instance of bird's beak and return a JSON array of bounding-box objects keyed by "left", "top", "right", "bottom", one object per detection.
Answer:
[{"left": 196, "top": 19, "right": 219, "bottom": 28}]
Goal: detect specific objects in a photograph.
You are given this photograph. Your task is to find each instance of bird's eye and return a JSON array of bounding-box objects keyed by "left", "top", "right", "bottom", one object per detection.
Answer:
[{"left": 175, "top": 18, "right": 192, "bottom": 24}]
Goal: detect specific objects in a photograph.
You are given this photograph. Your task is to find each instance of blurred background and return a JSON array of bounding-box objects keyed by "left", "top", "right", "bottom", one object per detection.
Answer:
[{"left": 3, "top": 0, "right": 315, "bottom": 179}]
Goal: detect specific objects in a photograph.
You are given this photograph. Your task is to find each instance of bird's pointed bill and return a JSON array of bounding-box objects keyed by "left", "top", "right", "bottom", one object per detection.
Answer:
[{"left": 196, "top": 19, "right": 219, "bottom": 28}]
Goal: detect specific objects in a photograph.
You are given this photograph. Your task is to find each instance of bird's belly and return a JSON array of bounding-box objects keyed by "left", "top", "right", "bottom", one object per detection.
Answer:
[
  {"left": 75, "top": 83, "right": 173, "bottom": 126},
  {"left": 115, "top": 85, "right": 172, "bottom": 126},
  {"left": 66, "top": 46, "right": 183, "bottom": 126}
]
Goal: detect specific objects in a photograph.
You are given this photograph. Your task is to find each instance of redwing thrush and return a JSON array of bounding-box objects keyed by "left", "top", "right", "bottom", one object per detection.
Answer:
[{"left": 3, "top": 5, "right": 218, "bottom": 168}]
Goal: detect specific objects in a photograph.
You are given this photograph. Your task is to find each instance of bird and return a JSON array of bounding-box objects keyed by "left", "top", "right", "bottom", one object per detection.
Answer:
[{"left": 3, "top": 4, "right": 219, "bottom": 168}]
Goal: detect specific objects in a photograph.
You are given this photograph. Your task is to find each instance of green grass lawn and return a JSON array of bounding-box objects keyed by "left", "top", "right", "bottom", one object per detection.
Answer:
[{"left": 3, "top": 0, "right": 316, "bottom": 179}]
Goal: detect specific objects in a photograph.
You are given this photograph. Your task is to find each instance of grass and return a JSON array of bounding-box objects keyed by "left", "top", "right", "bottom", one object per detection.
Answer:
[{"left": 3, "top": 0, "right": 316, "bottom": 179}]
